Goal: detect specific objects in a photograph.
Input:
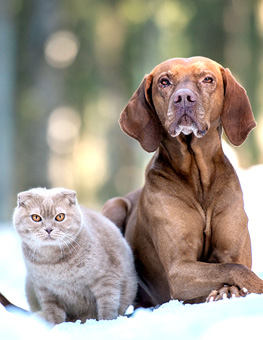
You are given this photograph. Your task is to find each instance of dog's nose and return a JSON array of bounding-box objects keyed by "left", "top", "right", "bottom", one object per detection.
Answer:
[{"left": 174, "top": 89, "right": 197, "bottom": 108}]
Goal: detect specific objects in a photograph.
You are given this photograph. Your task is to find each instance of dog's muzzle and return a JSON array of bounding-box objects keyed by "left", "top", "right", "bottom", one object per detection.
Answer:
[{"left": 167, "top": 88, "right": 208, "bottom": 138}]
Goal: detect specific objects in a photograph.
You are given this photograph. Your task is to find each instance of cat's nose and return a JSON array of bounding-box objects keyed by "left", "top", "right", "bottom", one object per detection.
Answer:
[{"left": 44, "top": 227, "right": 53, "bottom": 235}]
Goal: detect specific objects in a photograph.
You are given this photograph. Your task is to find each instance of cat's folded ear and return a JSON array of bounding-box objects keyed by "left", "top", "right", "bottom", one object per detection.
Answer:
[
  {"left": 61, "top": 190, "right": 77, "bottom": 205},
  {"left": 17, "top": 191, "right": 33, "bottom": 207}
]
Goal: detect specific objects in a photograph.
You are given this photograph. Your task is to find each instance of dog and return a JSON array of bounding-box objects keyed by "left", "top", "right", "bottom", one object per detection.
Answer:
[{"left": 102, "top": 57, "right": 263, "bottom": 307}]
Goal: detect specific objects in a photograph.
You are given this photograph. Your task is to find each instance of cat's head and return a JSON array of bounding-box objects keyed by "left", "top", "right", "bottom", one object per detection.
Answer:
[{"left": 13, "top": 187, "right": 83, "bottom": 248}]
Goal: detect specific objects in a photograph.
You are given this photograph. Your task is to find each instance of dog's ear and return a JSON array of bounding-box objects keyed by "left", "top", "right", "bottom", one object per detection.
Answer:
[
  {"left": 220, "top": 68, "right": 256, "bottom": 146},
  {"left": 119, "top": 74, "right": 163, "bottom": 152}
]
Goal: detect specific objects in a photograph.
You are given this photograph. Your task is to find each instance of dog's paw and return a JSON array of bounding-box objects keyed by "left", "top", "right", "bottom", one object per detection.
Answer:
[{"left": 206, "top": 285, "right": 248, "bottom": 302}]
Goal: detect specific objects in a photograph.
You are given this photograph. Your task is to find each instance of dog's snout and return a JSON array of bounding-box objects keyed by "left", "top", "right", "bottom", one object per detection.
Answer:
[{"left": 174, "top": 89, "right": 197, "bottom": 108}]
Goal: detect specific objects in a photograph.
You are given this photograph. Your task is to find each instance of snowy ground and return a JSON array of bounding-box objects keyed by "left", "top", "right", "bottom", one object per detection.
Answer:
[{"left": 1, "top": 150, "right": 263, "bottom": 339}]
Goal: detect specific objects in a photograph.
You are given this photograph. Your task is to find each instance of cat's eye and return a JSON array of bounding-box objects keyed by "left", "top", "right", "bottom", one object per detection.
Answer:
[
  {"left": 55, "top": 213, "right": 65, "bottom": 222},
  {"left": 31, "top": 214, "right": 42, "bottom": 222}
]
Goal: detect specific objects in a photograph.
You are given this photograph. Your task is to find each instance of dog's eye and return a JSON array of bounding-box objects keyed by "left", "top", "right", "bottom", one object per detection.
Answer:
[
  {"left": 31, "top": 214, "right": 42, "bottom": 222},
  {"left": 160, "top": 78, "right": 171, "bottom": 87},
  {"left": 203, "top": 77, "right": 214, "bottom": 84},
  {"left": 55, "top": 213, "right": 65, "bottom": 222}
]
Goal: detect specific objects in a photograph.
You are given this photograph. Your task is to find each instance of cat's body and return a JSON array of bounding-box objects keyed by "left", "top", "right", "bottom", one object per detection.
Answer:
[{"left": 13, "top": 188, "right": 137, "bottom": 324}]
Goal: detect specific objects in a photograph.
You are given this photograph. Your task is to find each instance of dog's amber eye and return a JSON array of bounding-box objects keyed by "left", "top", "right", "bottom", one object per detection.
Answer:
[
  {"left": 203, "top": 77, "right": 214, "bottom": 84},
  {"left": 31, "top": 214, "right": 42, "bottom": 222},
  {"left": 160, "top": 78, "right": 171, "bottom": 87},
  {"left": 55, "top": 213, "right": 65, "bottom": 222}
]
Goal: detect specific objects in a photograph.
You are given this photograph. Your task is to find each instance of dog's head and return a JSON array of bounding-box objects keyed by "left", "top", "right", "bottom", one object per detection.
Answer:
[{"left": 119, "top": 57, "right": 256, "bottom": 152}]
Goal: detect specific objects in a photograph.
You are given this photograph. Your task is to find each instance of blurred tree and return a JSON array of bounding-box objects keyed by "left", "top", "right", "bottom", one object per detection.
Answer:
[
  {"left": 15, "top": 0, "right": 62, "bottom": 193},
  {"left": 0, "top": 1, "right": 16, "bottom": 221},
  {"left": 186, "top": 0, "right": 227, "bottom": 62}
]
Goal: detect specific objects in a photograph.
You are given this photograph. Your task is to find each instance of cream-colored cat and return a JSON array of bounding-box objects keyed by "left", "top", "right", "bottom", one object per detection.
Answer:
[{"left": 13, "top": 187, "right": 137, "bottom": 324}]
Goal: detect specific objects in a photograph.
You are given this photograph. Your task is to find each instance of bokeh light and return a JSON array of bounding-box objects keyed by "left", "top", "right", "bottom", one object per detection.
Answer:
[
  {"left": 44, "top": 31, "right": 79, "bottom": 68},
  {"left": 47, "top": 107, "right": 81, "bottom": 154}
]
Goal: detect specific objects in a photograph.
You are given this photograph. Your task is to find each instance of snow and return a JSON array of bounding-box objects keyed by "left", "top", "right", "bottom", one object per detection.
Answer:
[{"left": 1, "top": 154, "right": 263, "bottom": 339}]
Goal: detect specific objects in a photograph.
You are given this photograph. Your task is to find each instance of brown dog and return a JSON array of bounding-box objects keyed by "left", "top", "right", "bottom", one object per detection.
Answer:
[{"left": 103, "top": 57, "right": 263, "bottom": 307}]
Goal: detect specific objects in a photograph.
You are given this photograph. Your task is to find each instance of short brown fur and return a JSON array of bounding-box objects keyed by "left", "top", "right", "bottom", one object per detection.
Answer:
[{"left": 102, "top": 57, "right": 263, "bottom": 307}]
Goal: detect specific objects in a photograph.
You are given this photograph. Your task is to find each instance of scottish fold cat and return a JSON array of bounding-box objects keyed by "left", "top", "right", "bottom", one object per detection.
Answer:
[{"left": 13, "top": 187, "right": 137, "bottom": 324}]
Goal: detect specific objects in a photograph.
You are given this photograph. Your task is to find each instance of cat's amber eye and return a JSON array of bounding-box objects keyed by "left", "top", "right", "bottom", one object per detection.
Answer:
[
  {"left": 55, "top": 213, "right": 65, "bottom": 222},
  {"left": 31, "top": 214, "right": 42, "bottom": 222}
]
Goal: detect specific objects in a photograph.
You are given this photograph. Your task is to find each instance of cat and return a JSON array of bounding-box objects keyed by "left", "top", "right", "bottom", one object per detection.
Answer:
[{"left": 13, "top": 187, "right": 137, "bottom": 324}]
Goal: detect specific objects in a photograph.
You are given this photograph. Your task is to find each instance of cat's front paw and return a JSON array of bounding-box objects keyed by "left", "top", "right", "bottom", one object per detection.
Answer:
[{"left": 35, "top": 310, "right": 66, "bottom": 325}]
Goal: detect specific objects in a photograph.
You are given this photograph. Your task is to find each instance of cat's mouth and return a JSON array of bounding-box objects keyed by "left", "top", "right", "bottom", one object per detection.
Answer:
[{"left": 43, "top": 235, "right": 56, "bottom": 242}]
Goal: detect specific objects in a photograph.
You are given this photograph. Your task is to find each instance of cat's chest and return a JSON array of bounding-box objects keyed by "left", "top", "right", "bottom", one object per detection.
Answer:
[
  {"left": 27, "top": 256, "right": 95, "bottom": 289},
  {"left": 27, "top": 257, "right": 97, "bottom": 311}
]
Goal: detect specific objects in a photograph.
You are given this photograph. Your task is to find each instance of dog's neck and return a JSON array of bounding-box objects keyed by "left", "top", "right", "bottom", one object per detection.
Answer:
[{"left": 156, "top": 124, "right": 226, "bottom": 197}]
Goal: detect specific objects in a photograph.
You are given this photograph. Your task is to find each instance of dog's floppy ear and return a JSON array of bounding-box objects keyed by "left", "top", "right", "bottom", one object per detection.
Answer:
[
  {"left": 221, "top": 68, "right": 256, "bottom": 146},
  {"left": 119, "top": 74, "right": 163, "bottom": 152}
]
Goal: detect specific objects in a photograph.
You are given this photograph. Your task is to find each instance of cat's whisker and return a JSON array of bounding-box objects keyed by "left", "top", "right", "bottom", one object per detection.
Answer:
[
  {"left": 58, "top": 240, "right": 66, "bottom": 258},
  {"left": 64, "top": 234, "right": 80, "bottom": 248},
  {"left": 28, "top": 242, "right": 38, "bottom": 262},
  {"left": 57, "top": 235, "right": 74, "bottom": 255},
  {"left": 61, "top": 234, "right": 80, "bottom": 253}
]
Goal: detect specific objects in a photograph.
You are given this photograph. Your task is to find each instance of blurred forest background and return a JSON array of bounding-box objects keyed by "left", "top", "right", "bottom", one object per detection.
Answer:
[{"left": 0, "top": 0, "right": 262, "bottom": 222}]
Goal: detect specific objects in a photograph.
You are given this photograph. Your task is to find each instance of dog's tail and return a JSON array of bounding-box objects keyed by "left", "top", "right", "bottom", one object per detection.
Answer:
[
  {"left": 102, "top": 189, "right": 141, "bottom": 235},
  {"left": 102, "top": 196, "right": 132, "bottom": 234},
  {"left": 0, "top": 292, "right": 28, "bottom": 314},
  {"left": 0, "top": 292, "right": 13, "bottom": 307}
]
